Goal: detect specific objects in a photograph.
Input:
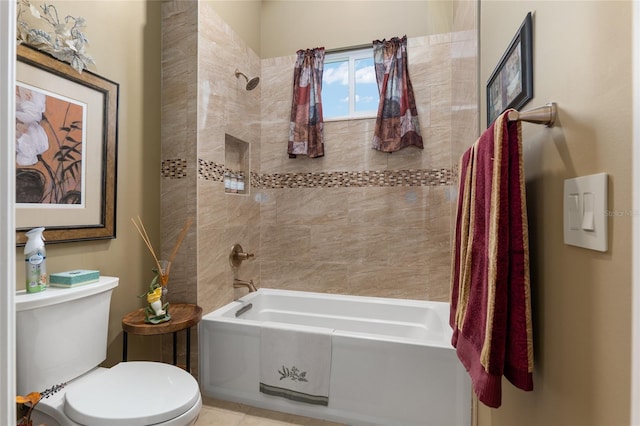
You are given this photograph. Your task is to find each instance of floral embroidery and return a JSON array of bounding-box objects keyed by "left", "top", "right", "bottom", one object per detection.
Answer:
[{"left": 278, "top": 365, "right": 308, "bottom": 382}]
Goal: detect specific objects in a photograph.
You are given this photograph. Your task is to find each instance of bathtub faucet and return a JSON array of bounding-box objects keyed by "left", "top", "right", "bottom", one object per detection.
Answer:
[{"left": 233, "top": 278, "right": 257, "bottom": 292}]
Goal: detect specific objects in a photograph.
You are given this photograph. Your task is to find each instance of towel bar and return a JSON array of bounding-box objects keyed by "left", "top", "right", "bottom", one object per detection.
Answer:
[{"left": 507, "top": 102, "right": 557, "bottom": 127}]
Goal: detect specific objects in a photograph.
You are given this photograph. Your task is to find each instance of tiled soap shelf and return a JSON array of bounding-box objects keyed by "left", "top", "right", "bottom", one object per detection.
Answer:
[{"left": 225, "top": 134, "right": 250, "bottom": 195}]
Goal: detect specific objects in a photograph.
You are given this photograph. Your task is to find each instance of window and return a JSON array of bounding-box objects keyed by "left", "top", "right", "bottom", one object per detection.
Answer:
[{"left": 322, "top": 48, "right": 379, "bottom": 120}]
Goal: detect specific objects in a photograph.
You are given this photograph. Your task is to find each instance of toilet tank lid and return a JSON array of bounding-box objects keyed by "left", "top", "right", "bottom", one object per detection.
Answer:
[
  {"left": 15, "top": 276, "right": 118, "bottom": 311},
  {"left": 64, "top": 362, "right": 201, "bottom": 426}
]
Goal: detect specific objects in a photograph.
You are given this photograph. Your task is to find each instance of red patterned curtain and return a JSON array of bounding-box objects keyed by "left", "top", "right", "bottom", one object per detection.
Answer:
[
  {"left": 372, "top": 36, "right": 423, "bottom": 153},
  {"left": 288, "top": 47, "right": 325, "bottom": 158}
]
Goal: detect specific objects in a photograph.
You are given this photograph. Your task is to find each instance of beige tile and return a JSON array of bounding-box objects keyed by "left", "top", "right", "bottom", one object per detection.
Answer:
[
  {"left": 226, "top": 191, "right": 260, "bottom": 228},
  {"left": 238, "top": 417, "right": 288, "bottom": 426},
  {"left": 198, "top": 267, "right": 234, "bottom": 315},
  {"left": 347, "top": 186, "right": 435, "bottom": 229},
  {"left": 347, "top": 264, "right": 429, "bottom": 300},
  {"left": 196, "top": 397, "right": 346, "bottom": 426},
  {"left": 257, "top": 189, "right": 277, "bottom": 225},
  {"left": 259, "top": 261, "right": 348, "bottom": 294},
  {"left": 195, "top": 405, "right": 244, "bottom": 425},
  {"left": 276, "top": 188, "right": 349, "bottom": 226},
  {"left": 202, "top": 396, "right": 251, "bottom": 412},
  {"left": 308, "top": 224, "right": 352, "bottom": 264},
  {"left": 324, "top": 126, "right": 389, "bottom": 172},
  {"left": 244, "top": 405, "right": 343, "bottom": 426},
  {"left": 260, "top": 225, "right": 311, "bottom": 262},
  {"left": 309, "top": 223, "right": 431, "bottom": 268},
  {"left": 198, "top": 181, "right": 227, "bottom": 229}
]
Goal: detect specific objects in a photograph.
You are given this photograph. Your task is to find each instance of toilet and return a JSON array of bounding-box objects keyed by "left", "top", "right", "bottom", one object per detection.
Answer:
[{"left": 16, "top": 276, "right": 202, "bottom": 426}]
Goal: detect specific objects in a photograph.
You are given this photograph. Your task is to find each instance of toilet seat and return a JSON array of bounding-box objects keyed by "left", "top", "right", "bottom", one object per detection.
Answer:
[{"left": 64, "top": 362, "right": 200, "bottom": 425}]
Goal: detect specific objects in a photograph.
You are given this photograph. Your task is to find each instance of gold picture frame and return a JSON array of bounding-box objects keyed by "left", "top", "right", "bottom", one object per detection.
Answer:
[{"left": 15, "top": 44, "right": 118, "bottom": 245}]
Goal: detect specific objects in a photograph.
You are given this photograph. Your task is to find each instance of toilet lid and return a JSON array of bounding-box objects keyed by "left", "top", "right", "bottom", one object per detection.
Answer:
[{"left": 64, "top": 362, "right": 200, "bottom": 426}]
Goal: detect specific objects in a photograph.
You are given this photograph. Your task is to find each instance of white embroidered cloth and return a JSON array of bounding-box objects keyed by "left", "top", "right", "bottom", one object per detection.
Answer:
[{"left": 259, "top": 321, "right": 332, "bottom": 406}]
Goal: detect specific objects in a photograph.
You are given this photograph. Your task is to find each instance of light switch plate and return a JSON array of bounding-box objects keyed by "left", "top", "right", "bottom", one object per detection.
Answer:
[{"left": 563, "top": 173, "right": 608, "bottom": 252}]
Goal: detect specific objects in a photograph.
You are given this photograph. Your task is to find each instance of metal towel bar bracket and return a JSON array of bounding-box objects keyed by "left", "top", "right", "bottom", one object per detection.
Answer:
[{"left": 507, "top": 102, "right": 557, "bottom": 127}]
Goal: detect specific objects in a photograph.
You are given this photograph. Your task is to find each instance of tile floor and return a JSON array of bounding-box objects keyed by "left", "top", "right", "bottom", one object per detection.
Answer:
[{"left": 195, "top": 397, "right": 346, "bottom": 426}]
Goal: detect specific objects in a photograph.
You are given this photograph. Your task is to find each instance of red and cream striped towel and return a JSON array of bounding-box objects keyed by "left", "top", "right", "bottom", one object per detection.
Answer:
[{"left": 450, "top": 110, "right": 534, "bottom": 408}]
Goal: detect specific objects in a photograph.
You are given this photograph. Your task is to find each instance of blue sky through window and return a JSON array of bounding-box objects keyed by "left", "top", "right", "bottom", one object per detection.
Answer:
[
  {"left": 354, "top": 57, "right": 378, "bottom": 113},
  {"left": 322, "top": 51, "right": 378, "bottom": 119}
]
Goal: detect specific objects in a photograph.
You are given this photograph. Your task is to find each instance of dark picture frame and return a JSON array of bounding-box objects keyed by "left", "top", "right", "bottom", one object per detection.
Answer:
[
  {"left": 15, "top": 44, "right": 118, "bottom": 245},
  {"left": 486, "top": 12, "right": 533, "bottom": 127}
]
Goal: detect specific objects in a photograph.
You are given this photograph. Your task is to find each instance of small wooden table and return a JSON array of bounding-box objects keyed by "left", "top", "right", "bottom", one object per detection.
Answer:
[{"left": 121, "top": 303, "right": 202, "bottom": 372}]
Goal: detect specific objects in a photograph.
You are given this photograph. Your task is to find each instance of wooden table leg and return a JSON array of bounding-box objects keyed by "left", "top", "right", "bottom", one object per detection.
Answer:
[
  {"left": 121, "top": 304, "right": 202, "bottom": 370},
  {"left": 186, "top": 327, "right": 191, "bottom": 373},
  {"left": 172, "top": 331, "right": 177, "bottom": 365},
  {"left": 122, "top": 331, "right": 128, "bottom": 362}
]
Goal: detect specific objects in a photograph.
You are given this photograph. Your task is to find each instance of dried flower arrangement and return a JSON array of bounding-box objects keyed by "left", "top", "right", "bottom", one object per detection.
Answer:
[
  {"left": 131, "top": 216, "right": 193, "bottom": 324},
  {"left": 16, "top": 0, "right": 95, "bottom": 73}
]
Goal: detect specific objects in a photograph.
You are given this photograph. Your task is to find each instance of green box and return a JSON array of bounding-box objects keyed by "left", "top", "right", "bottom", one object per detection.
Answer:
[{"left": 50, "top": 270, "right": 100, "bottom": 287}]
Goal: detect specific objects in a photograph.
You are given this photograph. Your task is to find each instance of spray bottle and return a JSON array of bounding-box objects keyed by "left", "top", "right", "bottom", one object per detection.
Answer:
[{"left": 24, "top": 227, "right": 47, "bottom": 293}]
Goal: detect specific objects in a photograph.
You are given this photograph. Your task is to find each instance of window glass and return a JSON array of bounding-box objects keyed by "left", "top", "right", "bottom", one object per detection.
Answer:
[
  {"left": 323, "top": 48, "right": 378, "bottom": 120},
  {"left": 354, "top": 57, "right": 378, "bottom": 114},
  {"left": 322, "top": 60, "right": 349, "bottom": 119}
]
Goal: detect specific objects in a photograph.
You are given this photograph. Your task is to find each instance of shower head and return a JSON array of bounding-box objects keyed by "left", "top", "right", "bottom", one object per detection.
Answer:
[
  {"left": 245, "top": 76, "right": 260, "bottom": 91},
  {"left": 235, "top": 69, "right": 260, "bottom": 91}
]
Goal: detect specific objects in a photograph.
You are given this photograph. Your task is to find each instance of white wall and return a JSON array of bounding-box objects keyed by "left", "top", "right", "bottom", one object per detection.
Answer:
[{"left": 0, "top": 1, "right": 16, "bottom": 423}]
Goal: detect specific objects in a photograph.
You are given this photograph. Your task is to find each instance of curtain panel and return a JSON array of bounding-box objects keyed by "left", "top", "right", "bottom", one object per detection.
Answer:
[
  {"left": 288, "top": 47, "right": 325, "bottom": 158},
  {"left": 372, "top": 36, "right": 423, "bottom": 153}
]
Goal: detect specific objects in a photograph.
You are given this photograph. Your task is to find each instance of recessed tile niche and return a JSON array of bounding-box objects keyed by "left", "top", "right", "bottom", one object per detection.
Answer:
[{"left": 224, "top": 134, "right": 250, "bottom": 195}]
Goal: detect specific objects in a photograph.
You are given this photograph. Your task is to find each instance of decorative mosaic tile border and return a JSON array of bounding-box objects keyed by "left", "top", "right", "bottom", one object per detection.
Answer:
[
  {"left": 161, "top": 159, "right": 187, "bottom": 179},
  {"left": 163, "top": 159, "right": 454, "bottom": 187},
  {"left": 256, "top": 168, "right": 453, "bottom": 188},
  {"left": 197, "top": 158, "right": 225, "bottom": 181}
]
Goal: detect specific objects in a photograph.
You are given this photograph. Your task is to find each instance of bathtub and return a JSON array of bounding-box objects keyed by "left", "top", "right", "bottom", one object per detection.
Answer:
[{"left": 199, "top": 288, "right": 471, "bottom": 426}]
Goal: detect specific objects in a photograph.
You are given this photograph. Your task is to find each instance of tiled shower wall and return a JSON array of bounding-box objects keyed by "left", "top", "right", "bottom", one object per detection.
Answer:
[
  {"left": 451, "top": 1, "right": 479, "bottom": 163},
  {"left": 161, "top": 1, "right": 478, "bottom": 323},
  {"left": 161, "top": 1, "right": 263, "bottom": 321},
  {"left": 257, "top": 36, "right": 455, "bottom": 301}
]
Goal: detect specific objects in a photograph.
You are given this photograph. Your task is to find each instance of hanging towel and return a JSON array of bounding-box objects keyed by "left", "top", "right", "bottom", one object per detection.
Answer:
[
  {"left": 449, "top": 110, "right": 534, "bottom": 408},
  {"left": 259, "top": 322, "right": 332, "bottom": 406}
]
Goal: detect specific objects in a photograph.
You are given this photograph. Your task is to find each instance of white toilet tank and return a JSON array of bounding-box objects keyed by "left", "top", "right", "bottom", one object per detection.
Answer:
[{"left": 15, "top": 276, "right": 119, "bottom": 395}]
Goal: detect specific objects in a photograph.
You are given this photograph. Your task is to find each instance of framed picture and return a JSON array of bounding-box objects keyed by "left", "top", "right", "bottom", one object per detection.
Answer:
[
  {"left": 15, "top": 44, "right": 119, "bottom": 245},
  {"left": 486, "top": 12, "right": 533, "bottom": 127}
]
